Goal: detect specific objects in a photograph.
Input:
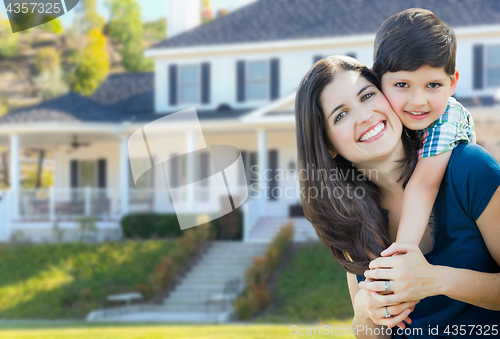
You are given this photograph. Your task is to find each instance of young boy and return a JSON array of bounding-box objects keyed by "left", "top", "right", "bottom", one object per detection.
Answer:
[{"left": 372, "top": 8, "right": 476, "bottom": 247}]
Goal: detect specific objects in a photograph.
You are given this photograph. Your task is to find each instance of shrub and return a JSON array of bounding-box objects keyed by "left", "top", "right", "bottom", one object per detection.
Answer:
[
  {"left": 234, "top": 292, "right": 255, "bottom": 320},
  {"left": 120, "top": 212, "right": 239, "bottom": 240},
  {"left": 250, "top": 283, "right": 271, "bottom": 311},
  {"left": 264, "top": 244, "right": 280, "bottom": 273},
  {"left": 120, "top": 214, "right": 183, "bottom": 239},
  {"left": 168, "top": 246, "right": 188, "bottom": 265},
  {"left": 235, "top": 220, "right": 295, "bottom": 319},
  {"left": 77, "top": 288, "right": 95, "bottom": 314},
  {"left": 147, "top": 256, "right": 177, "bottom": 295},
  {"left": 245, "top": 256, "right": 267, "bottom": 286}
]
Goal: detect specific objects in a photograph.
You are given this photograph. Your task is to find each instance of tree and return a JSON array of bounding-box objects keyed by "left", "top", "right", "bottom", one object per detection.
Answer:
[
  {"left": 0, "top": 13, "right": 19, "bottom": 58},
  {"left": 143, "top": 18, "right": 166, "bottom": 42},
  {"left": 70, "top": 28, "right": 109, "bottom": 96},
  {"left": 106, "top": 0, "right": 153, "bottom": 72},
  {"left": 34, "top": 47, "right": 68, "bottom": 99},
  {"left": 69, "top": 0, "right": 109, "bottom": 96},
  {"left": 78, "top": 0, "right": 105, "bottom": 33},
  {"left": 39, "top": 18, "right": 64, "bottom": 34}
]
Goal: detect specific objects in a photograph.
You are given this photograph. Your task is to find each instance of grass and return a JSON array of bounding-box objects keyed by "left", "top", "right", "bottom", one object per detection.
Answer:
[
  {"left": 0, "top": 320, "right": 356, "bottom": 339},
  {"left": 256, "top": 243, "right": 354, "bottom": 323},
  {"left": 0, "top": 241, "right": 174, "bottom": 319}
]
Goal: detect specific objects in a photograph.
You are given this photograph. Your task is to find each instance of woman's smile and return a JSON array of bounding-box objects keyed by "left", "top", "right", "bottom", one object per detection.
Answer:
[{"left": 358, "top": 120, "right": 387, "bottom": 142}]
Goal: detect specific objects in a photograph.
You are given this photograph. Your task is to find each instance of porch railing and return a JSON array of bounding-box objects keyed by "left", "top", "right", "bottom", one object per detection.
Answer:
[
  {"left": 16, "top": 185, "right": 254, "bottom": 221},
  {"left": 19, "top": 188, "right": 121, "bottom": 221}
]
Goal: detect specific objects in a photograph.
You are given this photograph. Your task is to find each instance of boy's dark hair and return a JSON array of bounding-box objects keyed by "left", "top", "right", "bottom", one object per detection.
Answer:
[{"left": 373, "top": 8, "right": 456, "bottom": 78}]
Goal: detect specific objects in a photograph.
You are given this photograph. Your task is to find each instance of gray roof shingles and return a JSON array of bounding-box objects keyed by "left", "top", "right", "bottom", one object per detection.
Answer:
[
  {"left": 0, "top": 92, "right": 124, "bottom": 125},
  {"left": 150, "top": 0, "right": 500, "bottom": 50}
]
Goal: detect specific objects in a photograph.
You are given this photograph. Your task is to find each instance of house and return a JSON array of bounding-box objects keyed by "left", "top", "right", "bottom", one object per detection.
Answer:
[{"left": 1, "top": 0, "right": 500, "bottom": 243}]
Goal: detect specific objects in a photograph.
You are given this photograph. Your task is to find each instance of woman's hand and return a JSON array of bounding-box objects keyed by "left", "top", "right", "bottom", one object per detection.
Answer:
[
  {"left": 354, "top": 285, "right": 418, "bottom": 330},
  {"left": 360, "top": 243, "right": 438, "bottom": 304}
]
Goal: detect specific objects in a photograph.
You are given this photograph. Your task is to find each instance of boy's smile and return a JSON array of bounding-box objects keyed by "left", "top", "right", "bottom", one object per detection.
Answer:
[{"left": 380, "top": 65, "right": 459, "bottom": 131}]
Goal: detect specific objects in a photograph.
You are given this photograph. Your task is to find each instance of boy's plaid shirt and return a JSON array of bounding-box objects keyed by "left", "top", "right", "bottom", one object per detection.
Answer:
[{"left": 418, "top": 97, "right": 476, "bottom": 159}]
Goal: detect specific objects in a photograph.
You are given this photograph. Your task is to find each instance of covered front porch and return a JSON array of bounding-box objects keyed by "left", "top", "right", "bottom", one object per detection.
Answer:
[{"left": 0, "top": 115, "right": 301, "bottom": 242}]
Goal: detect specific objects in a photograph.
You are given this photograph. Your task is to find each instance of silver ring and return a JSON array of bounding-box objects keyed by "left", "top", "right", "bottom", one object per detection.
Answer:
[
  {"left": 384, "top": 307, "right": 391, "bottom": 318},
  {"left": 385, "top": 281, "right": 390, "bottom": 292}
]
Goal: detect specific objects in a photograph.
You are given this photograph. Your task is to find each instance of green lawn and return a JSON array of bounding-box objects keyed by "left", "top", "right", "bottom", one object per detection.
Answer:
[
  {"left": 0, "top": 321, "right": 356, "bottom": 339},
  {"left": 0, "top": 241, "right": 174, "bottom": 319},
  {"left": 256, "top": 243, "right": 354, "bottom": 323}
]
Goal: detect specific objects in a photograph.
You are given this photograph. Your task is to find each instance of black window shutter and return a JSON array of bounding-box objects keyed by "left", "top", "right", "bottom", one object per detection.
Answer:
[
  {"left": 169, "top": 153, "right": 179, "bottom": 202},
  {"left": 250, "top": 152, "right": 258, "bottom": 185},
  {"left": 473, "top": 45, "right": 484, "bottom": 90},
  {"left": 170, "top": 154, "right": 179, "bottom": 187},
  {"left": 201, "top": 63, "right": 210, "bottom": 104},
  {"left": 70, "top": 160, "right": 78, "bottom": 187},
  {"left": 198, "top": 151, "right": 210, "bottom": 182},
  {"left": 169, "top": 64, "right": 178, "bottom": 105},
  {"left": 70, "top": 160, "right": 78, "bottom": 202},
  {"left": 270, "top": 58, "right": 280, "bottom": 100},
  {"left": 346, "top": 52, "right": 357, "bottom": 59},
  {"left": 267, "top": 150, "right": 278, "bottom": 201},
  {"left": 237, "top": 60, "right": 246, "bottom": 102},
  {"left": 313, "top": 55, "right": 323, "bottom": 64},
  {"left": 97, "top": 159, "right": 106, "bottom": 188}
]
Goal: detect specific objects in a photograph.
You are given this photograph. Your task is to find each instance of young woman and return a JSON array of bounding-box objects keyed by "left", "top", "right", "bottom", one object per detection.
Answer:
[{"left": 295, "top": 55, "right": 500, "bottom": 338}]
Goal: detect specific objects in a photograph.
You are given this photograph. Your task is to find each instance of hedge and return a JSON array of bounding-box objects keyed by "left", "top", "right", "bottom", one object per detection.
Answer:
[{"left": 120, "top": 208, "right": 243, "bottom": 240}]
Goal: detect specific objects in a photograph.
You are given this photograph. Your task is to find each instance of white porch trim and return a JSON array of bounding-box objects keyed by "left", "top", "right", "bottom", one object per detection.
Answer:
[
  {"left": 258, "top": 129, "right": 267, "bottom": 217},
  {"left": 10, "top": 134, "right": 19, "bottom": 219},
  {"left": 241, "top": 92, "right": 296, "bottom": 124},
  {"left": 120, "top": 135, "right": 130, "bottom": 215},
  {"left": 186, "top": 131, "right": 196, "bottom": 212}
]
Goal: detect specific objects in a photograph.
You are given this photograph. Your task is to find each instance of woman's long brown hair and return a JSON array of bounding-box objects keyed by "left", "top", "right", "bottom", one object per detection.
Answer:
[{"left": 295, "top": 56, "right": 421, "bottom": 275}]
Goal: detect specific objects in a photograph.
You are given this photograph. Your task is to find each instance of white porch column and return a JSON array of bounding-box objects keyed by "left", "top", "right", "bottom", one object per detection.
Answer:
[
  {"left": 258, "top": 129, "right": 267, "bottom": 216},
  {"left": 186, "top": 131, "right": 196, "bottom": 212},
  {"left": 120, "top": 135, "right": 129, "bottom": 215},
  {"left": 10, "top": 134, "right": 19, "bottom": 219}
]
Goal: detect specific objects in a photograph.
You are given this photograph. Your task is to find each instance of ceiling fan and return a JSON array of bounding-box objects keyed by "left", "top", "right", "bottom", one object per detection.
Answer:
[{"left": 66, "top": 136, "right": 91, "bottom": 154}]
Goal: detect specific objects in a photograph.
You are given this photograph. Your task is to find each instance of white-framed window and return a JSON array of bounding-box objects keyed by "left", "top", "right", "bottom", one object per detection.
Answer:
[
  {"left": 247, "top": 60, "right": 269, "bottom": 100},
  {"left": 179, "top": 64, "right": 200, "bottom": 103},
  {"left": 80, "top": 160, "right": 97, "bottom": 187},
  {"left": 486, "top": 45, "right": 500, "bottom": 88}
]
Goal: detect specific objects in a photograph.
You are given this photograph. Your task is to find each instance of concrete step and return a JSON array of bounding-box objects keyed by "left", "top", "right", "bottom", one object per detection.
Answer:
[
  {"left": 161, "top": 303, "right": 228, "bottom": 313},
  {"left": 162, "top": 241, "right": 267, "bottom": 308},
  {"left": 195, "top": 257, "right": 257, "bottom": 264},
  {"left": 168, "top": 292, "right": 238, "bottom": 302},
  {"left": 182, "top": 272, "right": 247, "bottom": 281},
  {"left": 248, "top": 217, "right": 319, "bottom": 242},
  {"left": 173, "top": 286, "right": 231, "bottom": 293},
  {"left": 178, "top": 278, "right": 241, "bottom": 285}
]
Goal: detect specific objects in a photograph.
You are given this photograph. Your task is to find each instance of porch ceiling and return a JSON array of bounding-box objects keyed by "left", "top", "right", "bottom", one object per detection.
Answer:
[{"left": 0, "top": 131, "right": 120, "bottom": 148}]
